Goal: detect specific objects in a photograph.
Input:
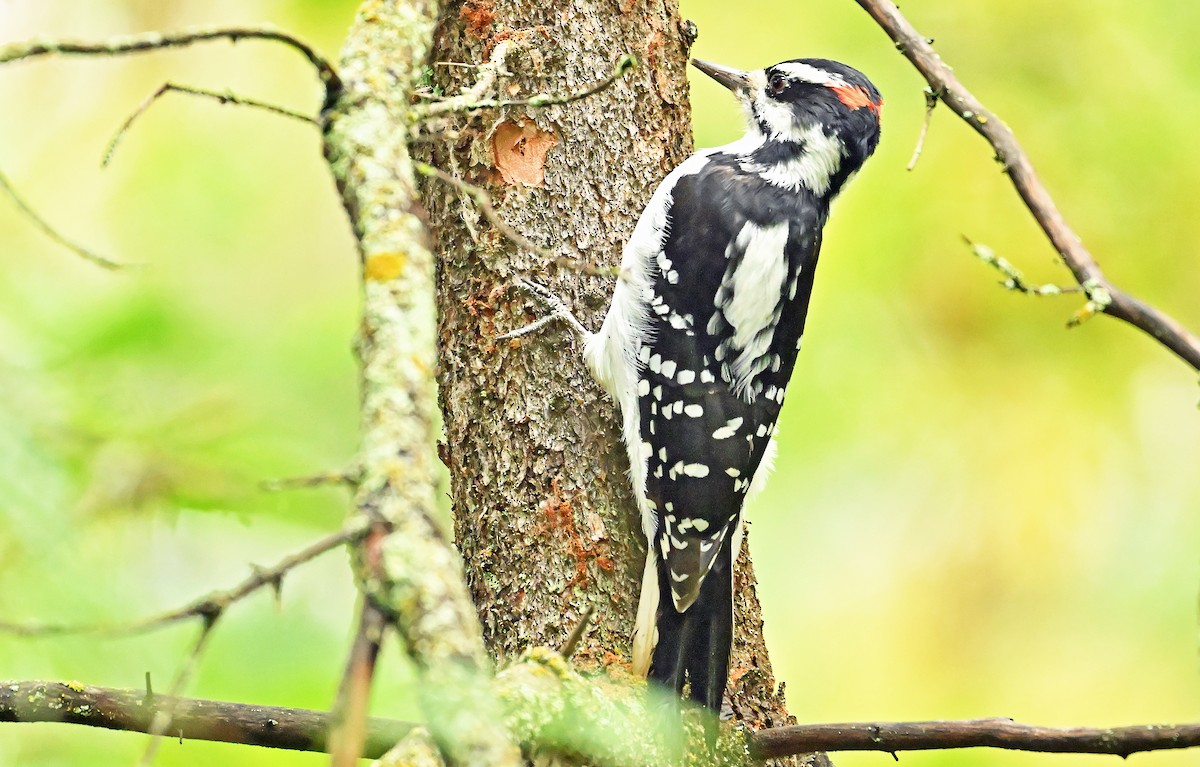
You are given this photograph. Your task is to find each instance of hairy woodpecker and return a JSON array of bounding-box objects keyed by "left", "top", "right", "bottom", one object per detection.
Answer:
[{"left": 507, "top": 57, "right": 881, "bottom": 712}]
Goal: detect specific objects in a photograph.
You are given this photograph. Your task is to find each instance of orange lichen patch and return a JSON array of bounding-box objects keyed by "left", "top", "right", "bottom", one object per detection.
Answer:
[
  {"left": 482, "top": 28, "right": 509, "bottom": 58},
  {"left": 459, "top": 1, "right": 496, "bottom": 37},
  {"left": 543, "top": 477, "right": 575, "bottom": 529},
  {"left": 538, "top": 477, "right": 613, "bottom": 591},
  {"left": 492, "top": 121, "right": 557, "bottom": 187},
  {"left": 832, "top": 84, "right": 883, "bottom": 116},
  {"left": 364, "top": 251, "right": 406, "bottom": 281}
]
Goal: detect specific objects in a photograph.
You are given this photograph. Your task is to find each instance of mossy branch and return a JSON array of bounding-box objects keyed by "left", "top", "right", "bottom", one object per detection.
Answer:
[{"left": 321, "top": 1, "right": 519, "bottom": 764}]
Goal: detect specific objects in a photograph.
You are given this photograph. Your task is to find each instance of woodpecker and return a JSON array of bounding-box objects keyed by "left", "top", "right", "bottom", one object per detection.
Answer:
[{"left": 506, "top": 57, "right": 881, "bottom": 712}]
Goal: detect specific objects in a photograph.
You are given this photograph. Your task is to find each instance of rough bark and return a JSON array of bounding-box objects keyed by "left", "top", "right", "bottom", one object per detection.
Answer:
[
  {"left": 423, "top": 0, "right": 691, "bottom": 669},
  {"left": 420, "top": 0, "right": 820, "bottom": 758}
]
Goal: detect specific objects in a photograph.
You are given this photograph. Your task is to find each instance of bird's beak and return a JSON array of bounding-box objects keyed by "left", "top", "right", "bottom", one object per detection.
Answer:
[{"left": 691, "top": 59, "right": 751, "bottom": 93}]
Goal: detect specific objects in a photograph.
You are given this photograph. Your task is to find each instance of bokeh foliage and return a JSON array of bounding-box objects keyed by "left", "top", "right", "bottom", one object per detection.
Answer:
[{"left": 0, "top": 1, "right": 1197, "bottom": 766}]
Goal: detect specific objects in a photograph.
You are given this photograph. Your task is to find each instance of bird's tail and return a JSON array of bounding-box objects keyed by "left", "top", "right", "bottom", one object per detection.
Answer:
[{"left": 632, "top": 542, "right": 735, "bottom": 713}]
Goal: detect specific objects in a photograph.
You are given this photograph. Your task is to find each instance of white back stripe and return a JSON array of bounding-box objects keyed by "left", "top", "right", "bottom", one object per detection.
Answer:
[{"left": 720, "top": 221, "right": 790, "bottom": 398}]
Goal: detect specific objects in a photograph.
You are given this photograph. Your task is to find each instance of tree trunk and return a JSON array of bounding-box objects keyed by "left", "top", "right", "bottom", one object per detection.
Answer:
[{"left": 421, "top": 0, "right": 822, "bottom": 759}]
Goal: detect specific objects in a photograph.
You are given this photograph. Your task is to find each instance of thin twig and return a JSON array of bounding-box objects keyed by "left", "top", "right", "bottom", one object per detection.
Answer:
[
  {"left": 906, "top": 87, "right": 940, "bottom": 170},
  {"left": 104, "top": 82, "right": 316, "bottom": 167},
  {"left": 412, "top": 40, "right": 514, "bottom": 120},
  {"left": 138, "top": 617, "right": 220, "bottom": 766},
  {"left": 415, "top": 52, "right": 637, "bottom": 120},
  {"left": 0, "top": 27, "right": 338, "bottom": 273},
  {"left": 854, "top": 0, "right": 1200, "bottom": 372},
  {"left": 259, "top": 468, "right": 359, "bottom": 492},
  {"left": 480, "top": 53, "right": 637, "bottom": 109},
  {"left": 0, "top": 167, "right": 127, "bottom": 270},
  {"left": 328, "top": 523, "right": 391, "bottom": 767},
  {"left": 0, "top": 517, "right": 372, "bottom": 637},
  {"left": 557, "top": 606, "right": 594, "bottom": 658},
  {"left": 328, "top": 604, "right": 388, "bottom": 766},
  {"left": 0, "top": 27, "right": 341, "bottom": 108},
  {"left": 964, "top": 236, "right": 1080, "bottom": 298},
  {"left": 416, "top": 162, "right": 618, "bottom": 278}
]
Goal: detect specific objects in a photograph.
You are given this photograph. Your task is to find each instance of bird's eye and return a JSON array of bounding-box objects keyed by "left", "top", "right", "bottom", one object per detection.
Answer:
[{"left": 768, "top": 74, "right": 788, "bottom": 95}]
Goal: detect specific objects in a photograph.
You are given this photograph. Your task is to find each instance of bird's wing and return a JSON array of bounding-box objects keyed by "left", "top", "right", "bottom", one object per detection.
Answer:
[{"left": 636, "top": 157, "right": 827, "bottom": 611}]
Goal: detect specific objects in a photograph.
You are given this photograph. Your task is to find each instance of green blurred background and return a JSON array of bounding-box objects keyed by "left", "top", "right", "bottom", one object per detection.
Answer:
[{"left": 1, "top": 2, "right": 1198, "bottom": 766}]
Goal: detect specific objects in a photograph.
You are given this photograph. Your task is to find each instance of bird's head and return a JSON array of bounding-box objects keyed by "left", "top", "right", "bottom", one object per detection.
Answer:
[{"left": 693, "top": 57, "right": 882, "bottom": 187}]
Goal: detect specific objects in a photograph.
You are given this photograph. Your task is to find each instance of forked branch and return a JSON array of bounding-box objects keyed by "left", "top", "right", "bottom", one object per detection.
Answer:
[
  {"left": 0, "top": 517, "right": 371, "bottom": 637},
  {"left": 104, "top": 82, "right": 316, "bottom": 166},
  {"left": 854, "top": 0, "right": 1200, "bottom": 372}
]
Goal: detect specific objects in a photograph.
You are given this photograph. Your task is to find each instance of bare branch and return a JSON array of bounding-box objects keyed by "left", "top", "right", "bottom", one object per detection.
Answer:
[
  {"left": 906, "top": 86, "right": 939, "bottom": 171},
  {"left": 0, "top": 27, "right": 340, "bottom": 108},
  {"left": 416, "top": 162, "right": 618, "bottom": 278},
  {"left": 138, "top": 619, "right": 220, "bottom": 766},
  {"left": 557, "top": 606, "right": 595, "bottom": 658},
  {"left": 854, "top": 0, "right": 1200, "bottom": 372},
  {"left": 0, "top": 517, "right": 371, "bottom": 637},
  {"left": 0, "top": 167, "right": 127, "bottom": 270},
  {"left": 0, "top": 680, "right": 412, "bottom": 758},
  {"left": 750, "top": 718, "right": 1200, "bottom": 760},
  {"left": 260, "top": 468, "right": 359, "bottom": 492},
  {"left": 329, "top": 529, "right": 391, "bottom": 767},
  {"left": 0, "top": 28, "right": 333, "bottom": 272},
  {"left": 104, "top": 82, "right": 316, "bottom": 167},
  {"left": 8, "top": 682, "right": 1200, "bottom": 763}
]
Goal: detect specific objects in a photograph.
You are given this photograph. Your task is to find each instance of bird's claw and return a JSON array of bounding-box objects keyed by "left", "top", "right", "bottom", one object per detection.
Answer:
[{"left": 497, "top": 278, "right": 590, "bottom": 341}]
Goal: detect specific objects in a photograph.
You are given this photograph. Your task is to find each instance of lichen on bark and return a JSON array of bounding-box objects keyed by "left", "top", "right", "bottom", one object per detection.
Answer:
[{"left": 324, "top": 1, "right": 519, "bottom": 765}]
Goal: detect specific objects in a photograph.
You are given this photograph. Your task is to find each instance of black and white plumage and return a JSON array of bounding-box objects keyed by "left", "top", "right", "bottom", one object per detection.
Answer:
[
  {"left": 583, "top": 57, "right": 882, "bottom": 712},
  {"left": 505, "top": 56, "right": 882, "bottom": 713}
]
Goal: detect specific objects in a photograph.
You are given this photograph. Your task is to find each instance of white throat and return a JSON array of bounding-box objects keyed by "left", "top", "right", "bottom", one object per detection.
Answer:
[{"left": 737, "top": 124, "right": 845, "bottom": 196}]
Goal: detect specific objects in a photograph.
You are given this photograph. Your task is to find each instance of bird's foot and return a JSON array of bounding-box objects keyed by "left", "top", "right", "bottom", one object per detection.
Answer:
[{"left": 497, "top": 278, "right": 590, "bottom": 341}]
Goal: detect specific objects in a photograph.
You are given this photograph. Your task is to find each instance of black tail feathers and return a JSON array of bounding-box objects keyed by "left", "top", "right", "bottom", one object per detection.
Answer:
[{"left": 647, "top": 539, "right": 734, "bottom": 713}]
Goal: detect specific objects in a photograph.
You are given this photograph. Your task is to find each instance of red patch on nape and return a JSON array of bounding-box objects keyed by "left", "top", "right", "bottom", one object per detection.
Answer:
[{"left": 832, "top": 84, "right": 883, "bottom": 116}]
